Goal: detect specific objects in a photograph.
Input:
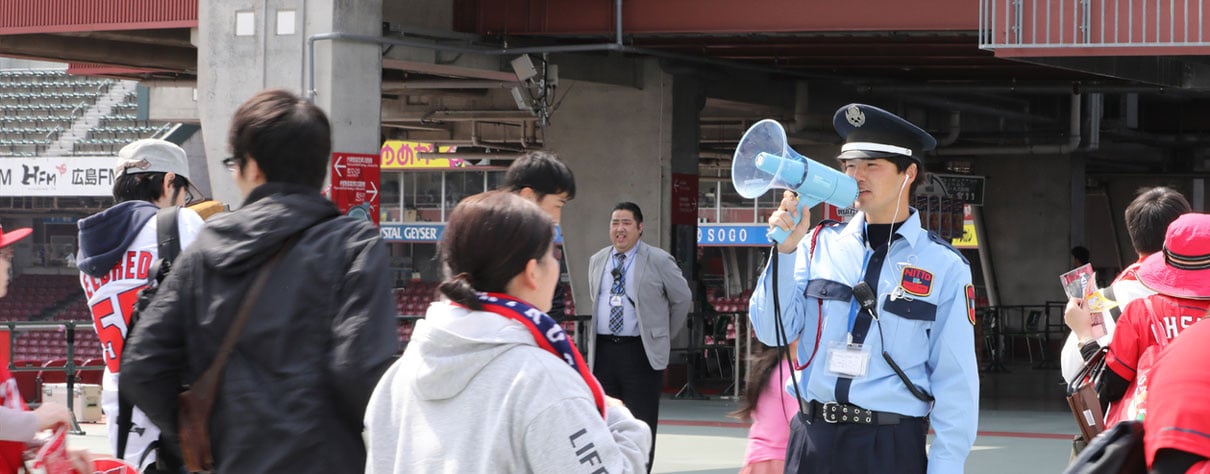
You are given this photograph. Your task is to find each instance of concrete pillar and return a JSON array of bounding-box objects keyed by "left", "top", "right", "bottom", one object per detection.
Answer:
[
  {"left": 545, "top": 58, "right": 675, "bottom": 319},
  {"left": 669, "top": 73, "right": 702, "bottom": 300},
  {"left": 196, "top": 0, "right": 382, "bottom": 206},
  {"left": 1070, "top": 154, "right": 1086, "bottom": 249}
]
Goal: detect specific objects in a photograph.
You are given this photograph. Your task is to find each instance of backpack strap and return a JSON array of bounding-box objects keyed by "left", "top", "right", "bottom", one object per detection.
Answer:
[
  {"left": 117, "top": 206, "right": 181, "bottom": 462},
  {"left": 153, "top": 206, "right": 181, "bottom": 281}
]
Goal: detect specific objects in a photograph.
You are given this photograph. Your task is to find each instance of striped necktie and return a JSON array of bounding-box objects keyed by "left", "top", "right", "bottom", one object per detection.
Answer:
[{"left": 609, "top": 253, "right": 626, "bottom": 334}]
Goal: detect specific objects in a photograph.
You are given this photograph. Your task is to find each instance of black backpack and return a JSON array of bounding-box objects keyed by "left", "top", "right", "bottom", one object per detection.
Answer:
[{"left": 116, "top": 206, "right": 185, "bottom": 471}]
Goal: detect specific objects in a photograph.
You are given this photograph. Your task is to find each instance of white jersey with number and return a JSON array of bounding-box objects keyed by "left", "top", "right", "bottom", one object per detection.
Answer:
[{"left": 77, "top": 207, "right": 203, "bottom": 467}]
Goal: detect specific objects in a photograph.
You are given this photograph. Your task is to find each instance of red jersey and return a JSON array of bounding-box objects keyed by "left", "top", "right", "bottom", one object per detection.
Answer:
[
  {"left": 1105, "top": 294, "right": 1210, "bottom": 382},
  {"left": 1144, "top": 319, "right": 1210, "bottom": 467}
]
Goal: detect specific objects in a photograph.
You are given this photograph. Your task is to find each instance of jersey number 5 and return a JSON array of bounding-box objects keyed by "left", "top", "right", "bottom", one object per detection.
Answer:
[{"left": 88, "top": 286, "right": 144, "bottom": 372}]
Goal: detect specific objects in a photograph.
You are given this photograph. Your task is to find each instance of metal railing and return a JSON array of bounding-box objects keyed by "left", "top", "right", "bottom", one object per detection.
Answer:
[
  {"left": 4, "top": 321, "right": 100, "bottom": 434},
  {"left": 978, "top": 303, "right": 1068, "bottom": 372},
  {"left": 980, "top": 0, "right": 1210, "bottom": 49}
]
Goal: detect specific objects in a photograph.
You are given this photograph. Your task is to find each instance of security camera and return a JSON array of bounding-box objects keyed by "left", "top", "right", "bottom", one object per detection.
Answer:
[
  {"left": 511, "top": 55, "right": 538, "bottom": 83},
  {"left": 511, "top": 87, "right": 532, "bottom": 112}
]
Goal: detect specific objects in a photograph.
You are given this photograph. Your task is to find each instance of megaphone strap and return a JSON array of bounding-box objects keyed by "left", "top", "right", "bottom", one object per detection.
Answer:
[{"left": 795, "top": 220, "right": 841, "bottom": 372}]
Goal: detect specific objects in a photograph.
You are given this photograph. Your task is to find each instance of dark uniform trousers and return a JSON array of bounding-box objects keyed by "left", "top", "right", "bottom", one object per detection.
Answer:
[
  {"left": 593, "top": 335, "right": 663, "bottom": 472},
  {"left": 785, "top": 409, "right": 929, "bottom": 474}
]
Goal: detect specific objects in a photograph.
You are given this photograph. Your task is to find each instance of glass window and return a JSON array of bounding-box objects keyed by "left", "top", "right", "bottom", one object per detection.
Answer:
[
  {"left": 485, "top": 170, "right": 506, "bottom": 191},
  {"left": 444, "top": 171, "right": 485, "bottom": 209},
  {"left": 406, "top": 172, "right": 443, "bottom": 222},
  {"left": 381, "top": 172, "right": 402, "bottom": 222},
  {"left": 698, "top": 180, "right": 719, "bottom": 223},
  {"left": 719, "top": 179, "right": 758, "bottom": 223}
]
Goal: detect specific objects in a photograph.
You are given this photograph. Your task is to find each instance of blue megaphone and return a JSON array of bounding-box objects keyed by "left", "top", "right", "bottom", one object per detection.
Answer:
[{"left": 731, "top": 119, "right": 858, "bottom": 243}]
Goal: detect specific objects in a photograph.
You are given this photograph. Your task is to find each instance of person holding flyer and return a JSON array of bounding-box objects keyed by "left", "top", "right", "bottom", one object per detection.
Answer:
[
  {"left": 1066, "top": 213, "right": 1210, "bottom": 427},
  {"left": 1061, "top": 187, "right": 1191, "bottom": 384}
]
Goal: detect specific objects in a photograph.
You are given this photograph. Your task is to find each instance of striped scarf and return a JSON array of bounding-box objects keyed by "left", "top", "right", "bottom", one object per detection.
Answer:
[{"left": 472, "top": 292, "right": 606, "bottom": 417}]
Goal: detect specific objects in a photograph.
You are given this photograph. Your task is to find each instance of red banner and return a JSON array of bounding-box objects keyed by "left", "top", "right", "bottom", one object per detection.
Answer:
[
  {"left": 671, "top": 173, "right": 698, "bottom": 225},
  {"left": 329, "top": 152, "right": 381, "bottom": 225}
]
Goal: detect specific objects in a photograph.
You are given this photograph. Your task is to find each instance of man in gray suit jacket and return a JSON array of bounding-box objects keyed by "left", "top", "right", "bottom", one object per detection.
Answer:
[{"left": 588, "top": 201, "right": 691, "bottom": 471}]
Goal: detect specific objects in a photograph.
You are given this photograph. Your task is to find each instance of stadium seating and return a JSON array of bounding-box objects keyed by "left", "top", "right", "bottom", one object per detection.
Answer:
[
  {"left": 0, "top": 69, "right": 168, "bottom": 156},
  {"left": 1, "top": 274, "right": 101, "bottom": 363}
]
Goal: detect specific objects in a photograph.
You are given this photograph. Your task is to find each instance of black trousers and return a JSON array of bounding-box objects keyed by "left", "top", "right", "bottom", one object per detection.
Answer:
[
  {"left": 784, "top": 410, "right": 928, "bottom": 474},
  {"left": 593, "top": 335, "right": 663, "bottom": 472}
]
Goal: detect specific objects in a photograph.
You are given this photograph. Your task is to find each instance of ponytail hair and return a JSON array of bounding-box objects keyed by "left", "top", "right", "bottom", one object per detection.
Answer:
[
  {"left": 439, "top": 273, "right": 482, "bottom": 310},
  {"left": 438, "top": 191, "right": 554, "bottom": 308}
]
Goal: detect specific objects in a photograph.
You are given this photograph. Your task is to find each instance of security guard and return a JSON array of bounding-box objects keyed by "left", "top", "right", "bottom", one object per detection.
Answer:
[{"left": 748, "top": 104, "right": 979, "bottom": 473}]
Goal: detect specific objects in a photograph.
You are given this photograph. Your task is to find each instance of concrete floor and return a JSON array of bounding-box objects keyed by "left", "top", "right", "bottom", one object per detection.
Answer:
[{"left": 58, "top": 361, "right": 1077, "bottom": 473}]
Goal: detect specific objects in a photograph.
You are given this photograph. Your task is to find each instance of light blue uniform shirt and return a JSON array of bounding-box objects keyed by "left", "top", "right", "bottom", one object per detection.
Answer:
[{"left": 749, "top": 209, "right": 979, "bottom": 474}]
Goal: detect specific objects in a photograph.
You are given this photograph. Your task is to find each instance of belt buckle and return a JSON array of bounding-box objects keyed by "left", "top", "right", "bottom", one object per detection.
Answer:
[{"left": 822, "top": 402, "right": 840, "bottom": 423}]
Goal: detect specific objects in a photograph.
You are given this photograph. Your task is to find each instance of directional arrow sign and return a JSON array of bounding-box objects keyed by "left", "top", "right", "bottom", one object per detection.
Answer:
[
  {"left": 329, "top": 152, "right": 381, "bottom": 225},
  {"left": 333, "top": 155, "right": 347, "bottom": 178},
  {"left": 366, "top": 180, "right": 379, "bottom": 202}
]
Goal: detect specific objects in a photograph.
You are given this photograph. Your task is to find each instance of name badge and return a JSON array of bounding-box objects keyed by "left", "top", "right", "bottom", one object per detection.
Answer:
[
  {"left": 826, "top": 341, "right": 871, "bottom": 379},
  {"left": 610, "top": 295, "right": 624, "bottom": 307}
]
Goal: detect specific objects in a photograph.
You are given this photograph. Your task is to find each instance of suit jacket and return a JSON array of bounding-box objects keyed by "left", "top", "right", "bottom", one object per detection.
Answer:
[{"left": 587, "top": 241, "right": 692, "bottom": 371}]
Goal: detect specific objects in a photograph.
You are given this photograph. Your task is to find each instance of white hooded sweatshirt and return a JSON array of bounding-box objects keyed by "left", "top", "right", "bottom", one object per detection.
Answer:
[{"left": 365, "top": 301, "right": 652, "bottom": 473}]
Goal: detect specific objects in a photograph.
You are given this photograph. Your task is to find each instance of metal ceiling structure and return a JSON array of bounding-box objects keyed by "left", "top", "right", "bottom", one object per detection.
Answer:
[{"left": 0, "top": 0, "right": 1208, "bottom": 173}]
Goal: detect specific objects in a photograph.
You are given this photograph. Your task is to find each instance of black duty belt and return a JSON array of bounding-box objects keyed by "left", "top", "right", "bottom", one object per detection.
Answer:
[
  {"left": 598, "top": 334, "right": 642, "bottom": 344},
  {"left": 806, "top": 400, "right": 917, "bottom": 426}
]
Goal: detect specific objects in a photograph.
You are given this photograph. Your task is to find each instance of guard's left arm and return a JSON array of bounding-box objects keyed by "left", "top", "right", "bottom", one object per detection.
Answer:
[
  {"left": 659, "top": 252, "right": 693, "bottom": 341},
  {"left": 925, "top": 262, "right": 980, "bottom": 474}
]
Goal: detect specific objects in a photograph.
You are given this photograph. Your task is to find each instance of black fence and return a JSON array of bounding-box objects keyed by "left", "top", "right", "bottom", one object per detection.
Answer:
[{"left": 4, "top": 320, "right": 101, "bottom": 434}]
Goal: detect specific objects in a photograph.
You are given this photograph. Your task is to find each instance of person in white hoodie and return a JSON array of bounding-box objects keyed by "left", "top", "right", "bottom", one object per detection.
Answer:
[{"left": 365, "top": 191, "right": 651, "bottom": 474}]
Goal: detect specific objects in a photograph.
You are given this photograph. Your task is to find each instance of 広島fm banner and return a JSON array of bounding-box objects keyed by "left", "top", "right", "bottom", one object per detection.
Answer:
[
  {"left": 380, "top": 141, "right": 462, "bottom": 169},
  {"left": 0, "top": 157, "right": 118, "bottom": 196}
]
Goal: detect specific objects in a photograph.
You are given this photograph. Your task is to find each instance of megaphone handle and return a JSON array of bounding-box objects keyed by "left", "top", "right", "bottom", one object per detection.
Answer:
[{"left": 766, "top": 199, "right": 813, "bottom": 244}]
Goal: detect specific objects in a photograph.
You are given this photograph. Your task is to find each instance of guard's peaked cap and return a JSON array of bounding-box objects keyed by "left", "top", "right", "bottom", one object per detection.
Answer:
[{"left": 833, "top": 103, "right": 936, "bottom": 164}]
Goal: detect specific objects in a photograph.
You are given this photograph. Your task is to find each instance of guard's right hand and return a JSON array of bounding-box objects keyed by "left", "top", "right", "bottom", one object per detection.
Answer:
[{"left": 768, "top": 190, "right": 813, "bottom": 254}]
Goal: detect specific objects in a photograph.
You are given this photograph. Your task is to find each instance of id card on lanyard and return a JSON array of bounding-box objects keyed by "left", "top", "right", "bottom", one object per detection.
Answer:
[{"left": 826, "top": 249, "right": 873, "bottom": 379}]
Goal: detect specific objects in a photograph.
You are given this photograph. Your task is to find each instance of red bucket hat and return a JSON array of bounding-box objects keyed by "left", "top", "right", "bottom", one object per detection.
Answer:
[
  {"left": 0, "top": 224, "right": 32, "bottom": 249},
  {"left": 1137, "top": 213, "right": 1210, "bottom": 299}
]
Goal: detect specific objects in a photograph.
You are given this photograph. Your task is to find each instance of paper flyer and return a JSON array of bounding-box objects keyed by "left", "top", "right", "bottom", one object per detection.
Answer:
[
  {"left": 1059, "top": 264, "right": 1115, "bottom": 339},
  {"left": 1059, "top": 264, "right": 1094, "bottom": 299}
]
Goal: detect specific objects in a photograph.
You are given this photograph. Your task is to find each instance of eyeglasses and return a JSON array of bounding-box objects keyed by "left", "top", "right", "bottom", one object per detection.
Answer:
[{"left": 222, "top": 157, "right": 240, "bottom": 172}]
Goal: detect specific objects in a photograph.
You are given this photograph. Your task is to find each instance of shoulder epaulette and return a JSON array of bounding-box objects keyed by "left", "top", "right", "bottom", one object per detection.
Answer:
[{"left": 927, "top": 230, "right": 969, "bottom": 265}]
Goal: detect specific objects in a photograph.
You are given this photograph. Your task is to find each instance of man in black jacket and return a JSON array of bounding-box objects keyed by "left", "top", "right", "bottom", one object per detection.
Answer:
[{"left": 121, "top": 89, "right": 400, "bottom": 472}]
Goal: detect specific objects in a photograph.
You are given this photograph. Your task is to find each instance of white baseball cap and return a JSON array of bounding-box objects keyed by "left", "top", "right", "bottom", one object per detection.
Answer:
[{"left": 115, "top": 139, "right": 190, "bottom": 181}]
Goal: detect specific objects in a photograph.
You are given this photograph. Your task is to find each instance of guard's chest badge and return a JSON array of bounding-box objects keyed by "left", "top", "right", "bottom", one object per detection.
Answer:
[{"left": 900, "top": 267, "right": 933, "bottom": 297}]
